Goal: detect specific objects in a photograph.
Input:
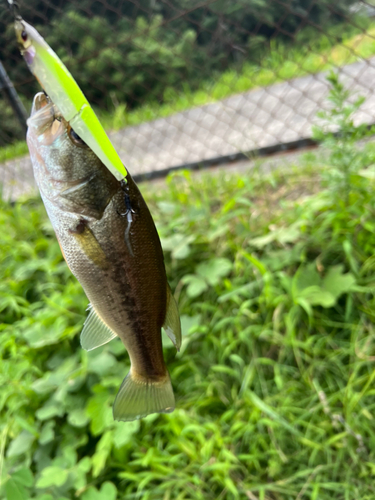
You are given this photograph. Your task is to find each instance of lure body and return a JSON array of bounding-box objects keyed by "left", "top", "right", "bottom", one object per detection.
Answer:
[{"left": 15, "top": 19, "right": 126, "bottom": 180}]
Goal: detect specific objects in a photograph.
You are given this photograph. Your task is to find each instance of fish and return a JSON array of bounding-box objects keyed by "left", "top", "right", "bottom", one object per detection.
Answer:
[{"left": 26, "top": 92, "right": 181, "bottom": 421}]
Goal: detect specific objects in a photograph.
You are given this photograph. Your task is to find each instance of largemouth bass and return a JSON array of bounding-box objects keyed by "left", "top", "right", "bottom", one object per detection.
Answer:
[{"left": 27, "top": 92, "right": 181, "bottom": 421}]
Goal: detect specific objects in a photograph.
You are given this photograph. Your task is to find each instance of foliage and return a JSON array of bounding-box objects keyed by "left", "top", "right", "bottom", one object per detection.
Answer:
[
  {"left": 0, "top": 0, "right": 360, "bottom": 146},
  {"left": 98, "top": 19, "right": 375, "bottom": 131},
  {"left": 2, "top": 76, "right": 375, "bottom": 498},
  {"left": 0, "top": 97, "right": 28, "bottom": 147},
  {"left": 0, "top": 138, "right": 28, "bottom": 163},
  {"left": 4, "top": 17, "right": 375, "bottom": 159},
  {"left": 313, "top": 71, "right": 375, "bottom": 199}
]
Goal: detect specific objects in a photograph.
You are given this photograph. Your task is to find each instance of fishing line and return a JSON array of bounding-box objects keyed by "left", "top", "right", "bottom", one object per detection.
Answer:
[{"left": 6, "top": 0, "right": 22, "bottom": 20}]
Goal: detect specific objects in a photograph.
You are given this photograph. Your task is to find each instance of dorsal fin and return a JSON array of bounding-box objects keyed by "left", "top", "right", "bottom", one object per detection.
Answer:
[
  {"left": 162, "top": 285, "right": 182, "bottom": 352},
  {"left": 81, "top": 304, "right": 117, "bottom": 351}
]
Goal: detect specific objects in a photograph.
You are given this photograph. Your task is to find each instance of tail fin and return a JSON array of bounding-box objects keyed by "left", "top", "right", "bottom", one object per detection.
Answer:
[{"left": 113, "top": 370, "right": 175, "bottom": 422}]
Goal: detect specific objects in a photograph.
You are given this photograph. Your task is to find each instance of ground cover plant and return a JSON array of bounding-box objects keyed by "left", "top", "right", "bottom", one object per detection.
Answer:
[{"left": 2, "top": 76, "right": 375, "bottom": 499}]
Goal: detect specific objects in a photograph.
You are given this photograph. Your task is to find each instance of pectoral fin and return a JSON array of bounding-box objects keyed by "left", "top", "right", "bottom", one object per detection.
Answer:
[
  {"left": 70, "top": 221, "right": 109, "bottom": 269},
  {"left": 162, "top": 285, "right": 181, "bottom": 351},
  {"left": 81, "top": 304, "right": 117, "bottom": 351}
]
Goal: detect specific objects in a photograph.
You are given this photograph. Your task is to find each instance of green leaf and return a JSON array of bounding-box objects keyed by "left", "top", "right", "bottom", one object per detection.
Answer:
[
  {"left": 11, "top": 468, "right": 34, "bottom": 487},
  {"left": 35, "top": 466, "right": 69, "bottom": 489},
  {"left": 14, "top": 416, "right": 39, "bottom": 437},
  {"left": 39, "top": 422, "right": 55, "bottom": 445},
  {"left": 113, "top": 420, "right": 140, "bottom": 449},
  {"left": 196, "top": 258, "right": 232, "bottom": 286},
  {"left": 293, "top": 263, "right": 356, "bottom": 308},
  {"left": 299, "top": 286, "right": 336, "bottom": 308},
  {"left": 4, "top": 470, "right": 34, "bottom": 500},
  {"left": 87, "top": 351, "right": 116, "bottom": 376},
  {"left": 5, "top": 478, "right": 28, "bottom": 500},
  {"left": 60, "top": 445, "right": 78, "bottom": 468},
  {"left": 161, "top": 234, "right": 195, "bottom": 259},
  {"left": 92, "top": 431, "right": 113, "bottom": 477},
  {"left": 81, "top": 488, "right": 101, "bottom": 500},
  {"left": 68, "top": 409, "right": 90, "bottom": 428},
  {"left": 100, "top": 482, "right": 117, "bottom": 500},
  {"left": 7, "top": 431, "right": 35, "bottom": 458},
  {"left": 358, "top": 167, "right": 375, "bottom": 179},
  {"left": 86, "top": 393, "right": 113, "bottom": 436},
  {"left": 183, "top": 275, "right": 208, "bottom": 298},
  {"left": 250, "top": 223, "right": 301, "bottom": 248},
  {"left": 23, "top": 317, "right": 69, "bottom": 348},
  {"left": 294, "top": 263, "right": 320, "bottom": 294},
  {"left": 248, "top": 232, "right": 276, "bottom": 248},
  {"left": 81, "top": 482, "right": 117, "bottom": 500},
  {"left": 180, "top": 314, "right": 201, "bottom": 336},
  {"left": 277, "top": 224, "right": 301, "bottom": 244},
  {"left": 35, "top": 405, "right": 63, "bottom": 421},
  {"left": 322, "top": 265, "right": 356, "bottom": 299},
  {"left": 157, "top": 201, "right": 177, "bottom": 214},
  {"left": 77, "top": 457, "right": 91, "bottom": 473}
]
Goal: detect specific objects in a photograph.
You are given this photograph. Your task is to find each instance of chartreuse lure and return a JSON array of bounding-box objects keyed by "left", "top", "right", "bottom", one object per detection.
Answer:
[{"left": 14, "top": 18, "right": 126, "bottom": 180}]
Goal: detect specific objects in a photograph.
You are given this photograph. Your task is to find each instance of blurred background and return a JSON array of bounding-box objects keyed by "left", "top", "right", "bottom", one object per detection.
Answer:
[
  {"left": 3, "top": 2, "right": 375, "bottom": 500},
  {"left": 1, "top": 0, "right": 375, "bottom": 196}
]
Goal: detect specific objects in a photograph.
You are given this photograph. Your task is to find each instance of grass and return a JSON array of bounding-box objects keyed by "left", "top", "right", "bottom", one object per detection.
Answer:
[
  {"left": 0, "top": 141, "right": 29, "bottom": 164},
  {"left": 3, "top": 16, "right": 375, "bottom": 163},
  {"left": 1, "top": 75, "right": 375, "bottom": 499}
]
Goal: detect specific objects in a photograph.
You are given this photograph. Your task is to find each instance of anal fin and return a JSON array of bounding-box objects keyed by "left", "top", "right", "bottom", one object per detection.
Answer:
[
  {"left": 81, "top": 304, "right": 117, "bottom": 351},
  {"left": 162, "top": 285, "right": 182, "bottom": 352}
]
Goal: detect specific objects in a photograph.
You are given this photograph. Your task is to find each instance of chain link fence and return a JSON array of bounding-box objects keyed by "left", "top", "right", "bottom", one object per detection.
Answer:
[{"left": 1, "top": 0, "right": 375, "bottom": 199}]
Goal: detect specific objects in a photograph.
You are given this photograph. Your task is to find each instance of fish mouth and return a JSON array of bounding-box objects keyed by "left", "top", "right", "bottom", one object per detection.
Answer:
[
  {"left": 27, "top": 92, "right": 58, "bottom": 129},
  {"left": 30, "top": 92, "right": 50, "bottom": 116}
]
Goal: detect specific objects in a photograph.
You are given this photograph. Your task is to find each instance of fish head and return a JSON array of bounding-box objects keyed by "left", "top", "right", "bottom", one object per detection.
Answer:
[{"left": 27, "top": 92, "right": 119, "bottom": 218}]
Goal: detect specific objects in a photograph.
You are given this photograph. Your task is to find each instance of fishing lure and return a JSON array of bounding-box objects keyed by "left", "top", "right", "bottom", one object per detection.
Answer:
[{"left": 13, "top": 13, "right": 126, "bottom": 180}]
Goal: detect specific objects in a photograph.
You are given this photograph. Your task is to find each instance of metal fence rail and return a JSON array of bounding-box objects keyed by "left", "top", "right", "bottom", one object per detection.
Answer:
[{"left": 1, "top": 0, "right": 375, "bottom": 198}]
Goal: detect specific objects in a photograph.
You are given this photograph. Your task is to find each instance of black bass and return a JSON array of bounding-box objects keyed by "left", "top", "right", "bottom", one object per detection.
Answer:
[{"left": 27, "top": 92, "right": 181, "bottom": 421}]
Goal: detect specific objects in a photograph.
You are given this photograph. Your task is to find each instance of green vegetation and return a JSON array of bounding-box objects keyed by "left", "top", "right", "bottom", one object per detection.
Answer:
[
  {"left": 99, "top": 18, "right": 375, "bottom": 131},
  {"left": 3, "top": 15, "right": 375, "bottom": 163},
  {"left": 0, "top": 0, "right": 359, "bottom": 149},
  {"left": 0, "top": 141, "right": 29, "bottom": 164},
  {"left": 2, "top": 75, "right": 375, "bottom": 499}
]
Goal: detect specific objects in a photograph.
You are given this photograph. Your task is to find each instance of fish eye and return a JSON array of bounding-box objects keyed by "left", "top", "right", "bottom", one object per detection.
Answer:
[
  {"left": 68, "top": 126, "right": 87, "bottom": 147},
  {"left": 21, "top": 30, "right": 27, "bottom": 42}
]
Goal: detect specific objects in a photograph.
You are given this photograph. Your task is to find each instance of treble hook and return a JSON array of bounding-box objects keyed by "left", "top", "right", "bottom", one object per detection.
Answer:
[{"left": 117, "top": 179, "right": 136, "bottom": 256}]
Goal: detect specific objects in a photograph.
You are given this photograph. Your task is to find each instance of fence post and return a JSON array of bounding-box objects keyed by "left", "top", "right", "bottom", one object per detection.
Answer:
[{"left": 0, "top": 60, "right": 28, "bottom": 135}]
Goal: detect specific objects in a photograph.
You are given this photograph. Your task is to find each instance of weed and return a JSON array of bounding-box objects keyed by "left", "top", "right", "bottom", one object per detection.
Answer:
[
  {"left": 1, "top": 74, "right": 375, "bottom": 500},
  {"left": 3, "top": 17, "right": 375, "bottom": 163}
]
